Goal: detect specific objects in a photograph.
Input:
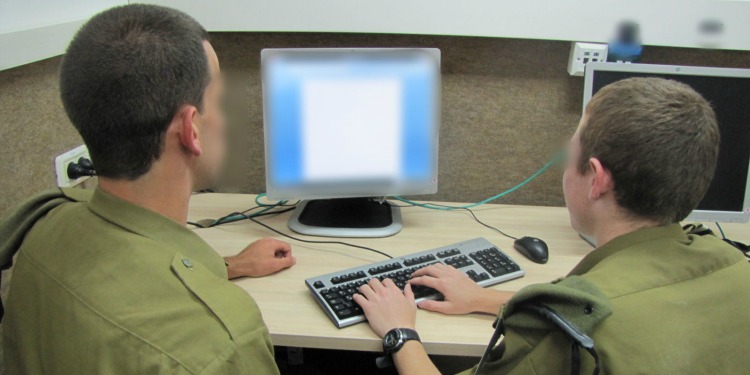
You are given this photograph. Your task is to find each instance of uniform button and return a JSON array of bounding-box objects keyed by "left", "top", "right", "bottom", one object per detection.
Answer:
[
  {"left": 584, "top": 305, "right": 594, "bottom": 315},
  {"left": 182, "top": 258, "right": 193, "bottom": 269}
]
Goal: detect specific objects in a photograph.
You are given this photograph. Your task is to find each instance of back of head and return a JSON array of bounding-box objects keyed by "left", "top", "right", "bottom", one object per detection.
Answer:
[
  {"left": 580, "top": 77, "right": 720, "bottom": 225},
  {"left": 60, "top": 4, "right": 209, "bottom": 180}
]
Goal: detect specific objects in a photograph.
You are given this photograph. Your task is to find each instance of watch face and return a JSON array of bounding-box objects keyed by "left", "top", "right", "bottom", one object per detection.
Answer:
[{"left": 384, "top": 330, "right": 401, "bottom": 349}]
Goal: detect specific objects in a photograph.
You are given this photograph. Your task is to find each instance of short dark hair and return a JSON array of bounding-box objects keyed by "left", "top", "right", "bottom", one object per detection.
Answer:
[
  {"left": 60, "top": 4, "right": 210, "bottom": 179},
  {"left": 579, "top": 77, "right": 720, "bottom": 224}
]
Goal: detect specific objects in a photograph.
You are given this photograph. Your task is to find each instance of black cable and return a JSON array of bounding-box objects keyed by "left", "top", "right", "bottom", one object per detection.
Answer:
[
  {"left": 715, "top": 222, "right": 750, "bottom": 260},
  {"left": 210, "top": 201, "right": 301, "bottom": 227},
  {"left": 204, "top": 207, "right": 296, "bottom": 228},
  {"left": 246, "top": 215, "right": 393, "bottom": 259},
  {"left": 189, "top": 204, "right": 392, "bottom": 258},
  {"left": 398, "top": 200, "right": 518, "bottom": 240},
  {"left": 461, "top": 207, "right": 519, "bottom": 241}
]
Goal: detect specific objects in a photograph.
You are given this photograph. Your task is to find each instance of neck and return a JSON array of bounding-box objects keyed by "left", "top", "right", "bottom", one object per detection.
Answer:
[
  {"left": 592, "top": 215, "right": 660, "bottom": 248},
  {"left": 98, "top": 163, "right": 194, "bottom": 225}
]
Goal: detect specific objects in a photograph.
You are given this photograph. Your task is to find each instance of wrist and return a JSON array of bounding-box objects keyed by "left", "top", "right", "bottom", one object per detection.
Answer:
[
  {"left": 383, "top": 328, "right": 421, "bottom": 354},
  {"left": 392, "top": 340, "right": 424, "bottom": 362},
  {"left": 224, "top": 256, "right": 245, "bottom": 279},
  {"left": 473, "top": 289, "right": 512, "bottom": 315}
]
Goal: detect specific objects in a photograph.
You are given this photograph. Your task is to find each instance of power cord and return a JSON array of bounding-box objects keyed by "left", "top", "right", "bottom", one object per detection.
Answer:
[{"left": 67, "top": 157, "right": 97, "bottom": 179}]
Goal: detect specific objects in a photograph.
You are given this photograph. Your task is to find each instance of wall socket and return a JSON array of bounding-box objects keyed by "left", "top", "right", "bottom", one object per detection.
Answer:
[
  {"left": 567, "top": 42, "right": 608, "bottom": 76},
  {"left": 54, "top": 145, "right": 91, "bottom": 187}
]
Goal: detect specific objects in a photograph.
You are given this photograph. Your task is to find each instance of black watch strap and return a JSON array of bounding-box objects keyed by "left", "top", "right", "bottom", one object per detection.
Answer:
[{"left": 383, "top": 328, "right": 421, "bottom": 354}]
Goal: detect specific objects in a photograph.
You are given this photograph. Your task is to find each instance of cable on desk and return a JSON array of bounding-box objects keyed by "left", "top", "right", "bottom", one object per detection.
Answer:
[
  {"left": 255, "top": 193, "right": 299, "bottom": 208},
  {"left": 401, "top": 201, "right": 518, "bottom": 241},
  {"left": 208, "top": 199, "right": 300, "bottom": 227},
  {"left": 461, "top": 207, "right": 518, "bottom": 241},
  {"left": 188, "top": 203, "right": 297, "bottom": 229},
  {"left": 189, "top": 204, "right": 393, "bottom": 259},
  {"left": 245, "top": 215, "right": 393, "bottom": 259}
]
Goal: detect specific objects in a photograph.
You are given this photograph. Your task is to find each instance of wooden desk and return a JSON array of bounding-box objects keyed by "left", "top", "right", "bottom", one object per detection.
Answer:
[{"left": 187, "top": 194, "right": 750, "bottom": 357}]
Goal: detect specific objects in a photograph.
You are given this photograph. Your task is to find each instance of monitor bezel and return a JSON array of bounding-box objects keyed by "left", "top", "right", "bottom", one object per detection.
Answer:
[
  {"left": 260, "top": 47, "right": 441, "bottom": 201},
  {"left": 583, "top": 62, "right": 750, "bottom": 223}
]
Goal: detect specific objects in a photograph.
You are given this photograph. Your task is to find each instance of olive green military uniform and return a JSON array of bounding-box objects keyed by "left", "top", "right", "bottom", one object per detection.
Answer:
[
  {"left": 460, "top": 224, "right": 750, "bottom": 374},
  {"left": 1, "top": 188, "right": 279, "bottom": 374}
]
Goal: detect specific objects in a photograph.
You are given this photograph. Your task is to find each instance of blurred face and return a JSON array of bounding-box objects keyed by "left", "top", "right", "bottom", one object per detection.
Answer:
[
  {"left": 562, "top": 116, "right": 593, "bottom": 235},
  {"left": 193, "top": 41, "right": 227, "bottom": 189}
]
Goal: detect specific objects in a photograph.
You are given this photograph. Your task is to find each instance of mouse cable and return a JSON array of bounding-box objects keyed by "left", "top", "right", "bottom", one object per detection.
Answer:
[
  {"left": 397, "top": 201, "right": 518, "bottom": 241},
  {"left": 461, "top": 207, "right": 519, "bottom": 241},
  {"left": 245, "top": 215, "right": 393, "bottom": 259},
  {"left": 391, "top": 152, "right": 564, "bottom": 210}
]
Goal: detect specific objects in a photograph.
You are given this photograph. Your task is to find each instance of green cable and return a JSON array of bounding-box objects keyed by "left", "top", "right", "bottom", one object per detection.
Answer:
[
  {"left": 255, "top": 193, "right": 275, "bottom": 207},
  {"left": 392, "top": 153, "right": 564, "bottom": 210},
  {"left": 250, "top": 152, "right": 563, "bottom": 213}
]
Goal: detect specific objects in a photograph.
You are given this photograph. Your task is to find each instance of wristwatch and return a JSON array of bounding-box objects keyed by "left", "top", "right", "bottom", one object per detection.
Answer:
[{"left": 382, "top": 328, "right": 421, "bottom": 354}]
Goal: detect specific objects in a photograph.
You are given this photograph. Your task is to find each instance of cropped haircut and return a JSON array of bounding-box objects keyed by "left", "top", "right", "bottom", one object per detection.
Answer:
[
  {"left": 579, "top": 77, "right": 720, "bottom": 224},
  {"left": 60, "top": 4, "right": 210, "bottom": 179}
]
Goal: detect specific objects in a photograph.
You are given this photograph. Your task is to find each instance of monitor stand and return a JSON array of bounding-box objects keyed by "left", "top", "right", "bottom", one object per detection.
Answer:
[{"left": 288, "top": 198, "right": 403, "bottom": 238}]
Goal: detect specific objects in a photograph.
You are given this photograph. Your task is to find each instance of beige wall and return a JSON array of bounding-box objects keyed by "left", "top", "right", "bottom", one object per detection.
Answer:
[{"left": 2, "top": 33, "right": 750, "bottom": 221}]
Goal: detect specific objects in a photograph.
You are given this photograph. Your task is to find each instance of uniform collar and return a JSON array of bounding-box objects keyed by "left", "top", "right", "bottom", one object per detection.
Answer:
[
  {"left": 86, "top": 188, "right": 227, "bottom": 278},
  {"left": 568, "top": 224, "right": 688, "bottom": 276}
]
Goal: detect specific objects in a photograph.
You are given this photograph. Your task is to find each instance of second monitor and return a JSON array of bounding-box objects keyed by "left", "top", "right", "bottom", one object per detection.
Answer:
[{"left": 261, "top": 48, "right": 441, "bottom": 237}]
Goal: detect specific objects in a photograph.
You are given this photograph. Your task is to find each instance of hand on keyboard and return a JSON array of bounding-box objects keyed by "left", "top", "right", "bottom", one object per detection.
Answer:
[
  {"left": 353, "top": 278, "right": 417, "bottom": 338},
  {"left": 410, "top": 264, "right": 515, "bottom": 315},
  {"left": 305, "top": 238, "right": 524, "bottom": 327}
]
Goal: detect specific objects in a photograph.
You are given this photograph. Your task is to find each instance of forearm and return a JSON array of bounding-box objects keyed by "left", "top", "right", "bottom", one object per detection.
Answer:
[
  {"left": 393, "top": 341, "right": 441, "bottom": 375},
  {"left": 473, "top": 289, "right": 514, "bottom": 315}
]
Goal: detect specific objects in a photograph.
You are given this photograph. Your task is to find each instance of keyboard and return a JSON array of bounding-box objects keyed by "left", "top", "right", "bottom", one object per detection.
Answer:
[{"left": 305, "top": 237, "right": 525, "bottom": 328}]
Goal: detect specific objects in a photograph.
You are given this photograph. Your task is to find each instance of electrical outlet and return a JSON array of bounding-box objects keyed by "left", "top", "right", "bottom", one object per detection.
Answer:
[
  {"left": 567, "top": 42, "right": 608, "bottom": 77},
  {"left": 54, "top": 145, "right": 92, "bottom": 187}
]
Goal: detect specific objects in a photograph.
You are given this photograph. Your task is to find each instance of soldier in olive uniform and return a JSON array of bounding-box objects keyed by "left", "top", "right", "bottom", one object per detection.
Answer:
[
  {"left": 354, "top": 78, "right": 750, "bottom": 374},
  {"left": 0, "top": 5, "right": 295, "bottom": 374}
]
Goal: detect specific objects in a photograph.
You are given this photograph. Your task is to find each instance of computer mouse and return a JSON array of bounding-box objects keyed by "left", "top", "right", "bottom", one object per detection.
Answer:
[{"left": 513, "top": 236, "right": 549, "bottom": 264}]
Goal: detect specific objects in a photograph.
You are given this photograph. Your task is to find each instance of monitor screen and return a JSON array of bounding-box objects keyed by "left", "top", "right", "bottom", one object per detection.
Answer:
[
  {"left": 262, "top": 48, "right": 440, "bottom": 201},
  {"left": 584, "top": 63, "right": 750, "bottom": 223}
]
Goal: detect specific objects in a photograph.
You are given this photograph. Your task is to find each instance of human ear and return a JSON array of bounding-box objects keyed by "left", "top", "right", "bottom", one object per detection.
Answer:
[
  {"left": 177, "top": 105, "right": 202, "bottom": 157},
  {"left": 588, "top": 158, "right": 614, "bottom": 200}
]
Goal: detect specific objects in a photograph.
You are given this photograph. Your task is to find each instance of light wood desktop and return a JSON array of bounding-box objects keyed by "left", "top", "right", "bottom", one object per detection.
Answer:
[{"left": 187, "top": 194, "right": 750, "bottom": 357}]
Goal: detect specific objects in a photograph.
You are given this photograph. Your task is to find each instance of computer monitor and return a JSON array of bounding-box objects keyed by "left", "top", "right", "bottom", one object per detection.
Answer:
[
  {"left": 583, "top": 62, "right": 750, "bottom": 224},
  {"left": 261, "top": 48, "right": 441, "bottom": 237}
]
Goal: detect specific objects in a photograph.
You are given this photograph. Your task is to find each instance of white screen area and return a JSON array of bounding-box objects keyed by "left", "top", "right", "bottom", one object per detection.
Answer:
[{"left": 301, "top": 79, "right": 403, "bottom": 182}]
